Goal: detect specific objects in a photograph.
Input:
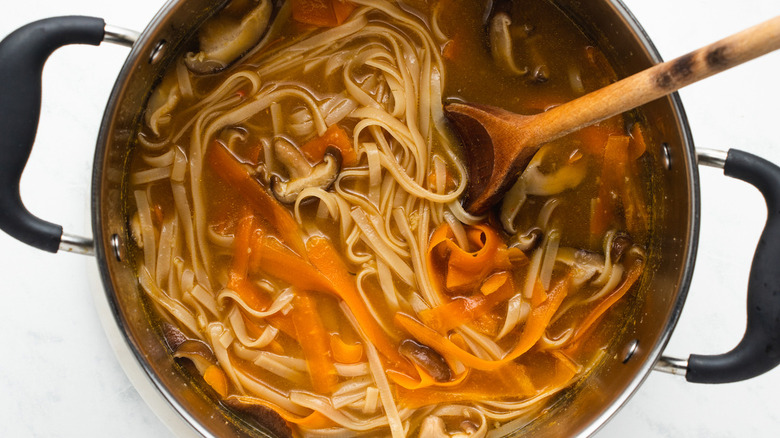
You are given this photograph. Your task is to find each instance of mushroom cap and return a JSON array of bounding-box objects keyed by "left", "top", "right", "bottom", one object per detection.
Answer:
[
  {"left": 271, "top": 146, "right": 343, "bottom": 204},
  {"left": 185, "top": 0, "right": 273, "bottom": 74},
  {"left": 399, "top": 339, "right": 452, "bottom": 383}
]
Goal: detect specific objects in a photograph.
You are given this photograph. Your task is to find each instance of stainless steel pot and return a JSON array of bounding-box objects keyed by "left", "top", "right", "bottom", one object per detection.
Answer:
[{"left": 1, "top": 1, "right": 779, "bottom": 436}]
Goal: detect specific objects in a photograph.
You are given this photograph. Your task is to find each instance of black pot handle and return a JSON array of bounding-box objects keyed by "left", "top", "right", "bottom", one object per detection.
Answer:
[
  {"left": 684, "top": 149, "right": 780, "bottom": 383},
  {"left": 0, "top": 16, "right": 105, "bottom": 253}
]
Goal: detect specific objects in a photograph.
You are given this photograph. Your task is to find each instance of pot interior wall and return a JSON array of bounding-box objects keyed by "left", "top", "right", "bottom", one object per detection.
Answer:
[{"left": 92, "top": 0, "right": 698, "bottom": 436}]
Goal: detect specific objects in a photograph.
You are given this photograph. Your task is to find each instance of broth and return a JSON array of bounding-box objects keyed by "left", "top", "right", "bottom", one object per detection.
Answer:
[{"left": 127, "top": 0, "right": 652, "bottom": 436}]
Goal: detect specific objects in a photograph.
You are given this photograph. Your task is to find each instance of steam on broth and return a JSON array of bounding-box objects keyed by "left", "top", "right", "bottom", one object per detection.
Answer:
[{"left": 128, "top": 0, "right": 651, "bottom": 436}]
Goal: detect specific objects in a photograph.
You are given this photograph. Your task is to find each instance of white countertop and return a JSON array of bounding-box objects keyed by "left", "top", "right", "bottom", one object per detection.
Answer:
[{"left": 1, "top": 0, "right": 779, "bottom": 436}]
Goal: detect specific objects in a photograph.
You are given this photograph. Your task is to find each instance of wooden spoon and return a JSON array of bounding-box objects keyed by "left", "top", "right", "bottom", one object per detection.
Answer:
[{"left": 446, "top": 15, "right": 780, "bottom": 215}]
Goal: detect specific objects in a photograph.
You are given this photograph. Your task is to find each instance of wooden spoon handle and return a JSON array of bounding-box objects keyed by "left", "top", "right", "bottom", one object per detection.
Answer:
[{"left": 523, "top": 15, "right": 780, "bottom": 145}]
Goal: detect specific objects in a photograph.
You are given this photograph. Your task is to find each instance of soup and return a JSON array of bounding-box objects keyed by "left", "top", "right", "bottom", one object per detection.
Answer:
[{"left": 127, "top": 0, "right": 652, "bottom": 436}]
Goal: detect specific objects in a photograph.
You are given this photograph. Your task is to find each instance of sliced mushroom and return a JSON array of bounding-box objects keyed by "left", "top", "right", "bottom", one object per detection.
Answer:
[
  {"left": 223, "top": 397, "right": 293, "bottom": 438},
  {"left": 489, "top": 12, "right": 529, "bottom": 76},
  {"left": 271, "top": 145, "right": 342, "bottom": 204},
  {"left": 419, "top": 415, "right": 450, "bottom": 438},
  {"left": 185, "top": 0, "right": 273, "bottom": 74},
  {"left": 173, "top": 338, "right": 218, "bottom": 374},
  {"left": 399, "top": 339, "right": 452, "bottom": 383},
  {"left": 610, "top": 232, "right": 633, "bottom": 263},
  {"left": 509, "top": 227, "right": 543, "bottom": 252},
  {"left": 461, "top": 420, "right": 479, "bottom": 434},
  {"left": 523, "top": 145, "right": 588, "bottom": 196},
  {"left": 499, "top": 176, "right": 527, "bottom": 234},
  {"left": 144, "top": 71, "right": 180, "bottom": 136},
  {"left": 273, "top": 136, "right": 311, "bottom": 179},
  {"left": 556, "top": 247, "right": 605, "bottom": 287},
  {"left": 162, "top": 322, "right": 188, "bottom": 350}
]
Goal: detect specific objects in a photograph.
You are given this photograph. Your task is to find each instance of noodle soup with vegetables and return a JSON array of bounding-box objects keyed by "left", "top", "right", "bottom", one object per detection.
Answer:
[{"left": 128, "top": 0, "right": 653, "bottom": 436}]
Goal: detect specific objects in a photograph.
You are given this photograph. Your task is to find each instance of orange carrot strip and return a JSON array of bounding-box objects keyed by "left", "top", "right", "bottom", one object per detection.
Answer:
[
  {"left": 291, "top": 0, "right": 356, "bottom": 27},
  {"left": 207, "top": 141, "right": 306, "bottom": 256},
  {"left": 245, "top": 140, "right": 263, "bottom": 166},
  {"left": 419, "top": 273, "right": 516, "bottom": 334},
  {"left": 399, "top": 349, "right": 582, "bottom": 409},
  {"left": 249, "top": 235, "right": 333, "bottom": 293},
  {"left": 628, "top": 122, "right": 648, "bottom": 161},
  {"left": 291, "top": 290, "right": 339, "bottom": 393},
  {"left": 203, "top": 365, "right": 229, "bottom": 398},
  {"left": 225, "top": 219, "right": 298, "bottom": 338},
  {"left": 622, "top": 171, "right": 650, "bottom": 238},
  {"left": 480, "top": 271, "right": 509, "bottom": 296},
  {"left": 332, "top": 0, "right": 356, "bottom": 25},
  {"left": 585, "top": 46, "right": 618, "bottom": 87},
  {"left": 228, "top": 206, "right": 256, "bottom": 290},
  {"left": 267, "top": 339, "right": 285, "bottom": 356},
  {"left": 590, "top": 135, "right": 630, "bottom": 238},
  {"left": 306, "top": 236, "right": 416, "bottom": 377},
  {"left": 602, "top": 135, "right": 630, "bottom": 188},
  {"left": 569, "top": 256, "right": 644, "bottom": 346},
  {"left": 389, "top": 358, "right": 470, "bottom": 391},
  {"left": 530, "top": 277, "right": 547, "bottom": 308},
  {"left": 330, "top": 334, "right": 364, "bottom": 364},
  {"left": 300, "top": 124, "right": 358, "bottom": 167},
  {"left": 397, "top": 364, "right": 533, "bottom": 409},
  {"left": 575, "top": 125, "right": 612, "bottom": 156},
  {"left": 396, "top": 274, "right": 571, "bottom": 371},
  {"left": 230, "top": 280, "right": 298, "bottom": 339},
  {"left": 426, "top": 222, "right": 512, "bottom": 295}
]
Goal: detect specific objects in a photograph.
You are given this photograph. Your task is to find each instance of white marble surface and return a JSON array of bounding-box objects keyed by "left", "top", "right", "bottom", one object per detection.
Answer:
[{"left": 1, "top": 0, "right": 779, "bottom": 436}]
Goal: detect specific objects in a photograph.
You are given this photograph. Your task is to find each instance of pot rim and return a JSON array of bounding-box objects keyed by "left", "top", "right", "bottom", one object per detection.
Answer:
[{"left": 89, "top": 0, "right": 701, "bottom": 436}]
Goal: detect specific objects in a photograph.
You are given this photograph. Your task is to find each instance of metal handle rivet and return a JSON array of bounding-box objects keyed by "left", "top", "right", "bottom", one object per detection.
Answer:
[
  {"left": 110, "top": 233, "right": 124, "bottom": 262},
  {"left": 149, "top": 39, "right": 167, "bottom": 64},
  {"left": 661, "top": 142, "right": 672, "bottom": 170},
  {"left": 622, "top": 339, "right": 639, "bottom": 363}
]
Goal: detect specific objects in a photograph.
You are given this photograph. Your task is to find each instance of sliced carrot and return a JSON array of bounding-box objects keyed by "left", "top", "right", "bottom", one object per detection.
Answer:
[
  {"left": 245, "top": 140, "right": 264, "bottom": 166},
  {"left": 249, "top": 235, "right": 333, "bottom": 293},
  {"left": 427, "top": 166, "right": 456, "bottom": 193},
  {"left": 332, "top": 0, "right": 356, "bottom": 24},
  {"left": 585, "top": 46, "right": 618, "bottom": 87},
  {"left": 330, "top": 334, "right": 364, "bottom": 364},
  {"left": 207, "top": 140, "right": 306, "bottom": 256},
  {"left": 291, "top": 290, "right": 339, "bottom": 393},
  {"left": 152, "top": 203, "right": 164, "bottom": 228},
  {"left": 480, "top": 271, "right": 509, "bottom": 296},
  {"left": 267, "top": 339, "right": 286, "bottom": 356},
  {"left": 225, "top": 218, "right": 298, "bottom": 338},
  {"left": 602, "top": 135, "right": 630, "bottom": 188},
  {"left": 419, "top": 273, "right": 516, "bottom": 334},
  {"left": 203, "top": 365, "right": 229, "bottom": 398},
  {"left": 306, "top": 236, "right": 416, "bottom": 377},
  {"left": 396, "top": 352, "right": 581, "bottom": 410},
  {"left": 426, "top": 222, "right": 512, "bottom": 295},
  {"left": 396, "top": 274, "right": 571, "bottom": 371},
  {"left": 568, "top": 255, "right": 644, "bottom": 347},
  {"left": 229, "top": 280, "right": 298, "bottom": 339},
  {"left": 628, "top": 122, "right": 648, "bottom": 161},
  {"left": 622, "top": 169, "right": 650, "bottom": 238},
  {"left": 575, "top": 125, "right": 611, "bottom": 156},
  {"left": 590, "top": 135, "right": 630, "bottom": 239},
  {"left": 530, "top": 277, "right": 547, "bottom": 308},
  {"left": 300, "top": 124, "right": 358, "bottom": 167},
  {"left": 291, "top": 0, "right": 356, "bottom": 27},
  {"left": 397, "top": 368, "right": 531, "bottom": 409},
  {"left": 228, "top": 205, "right": 257, "bottom": 290}
]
